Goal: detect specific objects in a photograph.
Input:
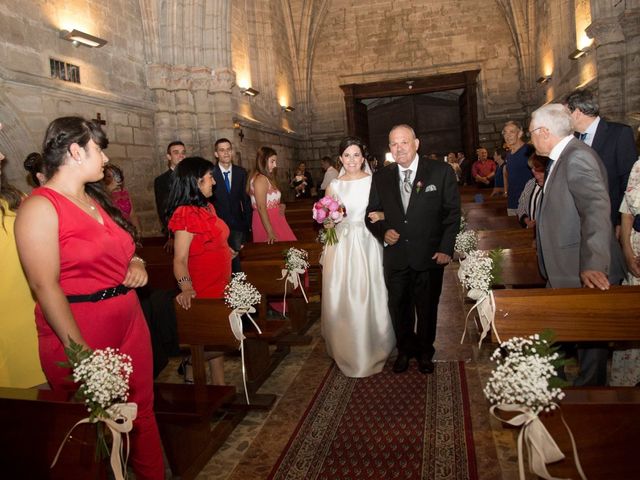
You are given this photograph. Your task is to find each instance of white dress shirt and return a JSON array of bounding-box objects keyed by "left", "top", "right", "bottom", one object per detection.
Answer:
[
  {"left": 544, "top": 135, "right": 574, "bottom": 193},
  {"left": 581, "top": 116, "right": 601, "bottom": 147}
]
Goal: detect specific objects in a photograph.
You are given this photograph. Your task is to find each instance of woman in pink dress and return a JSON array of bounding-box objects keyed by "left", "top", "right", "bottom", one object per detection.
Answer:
[
  {"left": 104, "top": 163, "right": 142, "bottom": 235},
  {"left": 248, "top": 146, "right": 296, "bottom": 244}
]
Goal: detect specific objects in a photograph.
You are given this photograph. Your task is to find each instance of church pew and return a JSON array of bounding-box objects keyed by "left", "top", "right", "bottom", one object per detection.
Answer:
[
  {"left": 492, "top": 247, "right": 545, "bottom": 288},
  {"left": 466, "top": 215, "right": 520, "bottom": 231},
  {"left": 173, "top": 298, "right": 288, "bottom": 397},
  {"left": 542, "top": 387, "right": 640, "bottom": 479},
  {"left": 491, "top": 285, "right": 640, "bottom": 342},
  {"left": 242, "top": 259, "right": 314, "bottom": 337},
  {"left": 477, "top": 228, "right": 535, "bottom": 250}
]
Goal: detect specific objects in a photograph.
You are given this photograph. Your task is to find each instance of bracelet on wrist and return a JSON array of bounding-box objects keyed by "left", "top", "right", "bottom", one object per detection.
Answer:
[
  {"left": 177, "top": 275, "right": 192, "bottom": 286},
  {"left": 130, "top": 255, "right": 146, "bottom": 266}
]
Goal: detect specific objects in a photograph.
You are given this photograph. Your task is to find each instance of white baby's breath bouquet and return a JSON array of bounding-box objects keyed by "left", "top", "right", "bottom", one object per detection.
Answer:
[
  {"left": 459, "top": 213, "right": 467, "bottom": 233},
  {"left": 284, "top": 247, "right": 309, "bottom": 272},
  {"left": 457, "top": 250, "right": 493, "bottom": 299},
  {"left": 224, "top": 272, "right": 261, "bottom": 309},
  {"left": 455, "top": 229, "right": 477, "bottom": 256},
  {"left": 484, "top": 332, "right": 568, "bottom": 415}
]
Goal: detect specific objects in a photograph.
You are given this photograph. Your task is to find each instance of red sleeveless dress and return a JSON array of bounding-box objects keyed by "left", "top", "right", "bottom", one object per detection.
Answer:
[{"left": 32, "top": 187, "right": 164, "bottom": 479}]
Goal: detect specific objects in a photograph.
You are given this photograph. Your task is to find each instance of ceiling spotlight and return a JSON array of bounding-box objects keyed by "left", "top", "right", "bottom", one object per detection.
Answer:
[
  {"left": 60, "top": 29, "right": 107, "bottom": 48},
  {"left": 240, "top": 87, "right": 259, "bottom": 96},
  {"left": 536, "top": 75, "right": 552, "bottom": 85},
  {"left": 281, "top": 105, "right": 295, "bottom": 112},
  {"left": 569, "top": 48, "right": 587, "bottom": 60}
]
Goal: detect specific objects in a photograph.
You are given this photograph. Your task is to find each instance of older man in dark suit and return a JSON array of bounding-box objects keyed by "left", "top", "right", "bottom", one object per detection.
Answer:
[
  {"left": 565, "top": 89, "right": 637, "bottom": 233},
  {"left": 212, "top": 138, "right": 252, "bottom": 272},
  {"left": 530, "top": 103, "right": 625, "bottom": 386},
  {"left": 366, "top": 124, "right": 460, "bottom": 374}
]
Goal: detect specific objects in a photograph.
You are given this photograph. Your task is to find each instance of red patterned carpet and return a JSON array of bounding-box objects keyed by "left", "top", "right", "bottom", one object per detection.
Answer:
[{"left": 269, "top": 362, "right": 478, "bottom": 480}]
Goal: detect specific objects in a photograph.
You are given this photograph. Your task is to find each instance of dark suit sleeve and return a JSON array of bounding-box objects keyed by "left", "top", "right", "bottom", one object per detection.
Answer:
[
  {"left": 239, "top": 169, "right": 253, "bottom": 232},
  {"left": 365, "top": 174, "right": 388, "bottom": 245},
  {"left": 438, "top": 166, "right": 461, "bottom": 255},
  {"left": 615, "top": 125, "right": 638, "bottom": 225},
  {"left": 153, "top": 174, "right": 167, "bottom": 230}
]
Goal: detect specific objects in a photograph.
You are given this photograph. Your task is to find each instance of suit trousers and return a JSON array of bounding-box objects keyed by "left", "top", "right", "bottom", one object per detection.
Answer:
[{"left": 384, "top": 265, "right": 444, "bottom": 358}]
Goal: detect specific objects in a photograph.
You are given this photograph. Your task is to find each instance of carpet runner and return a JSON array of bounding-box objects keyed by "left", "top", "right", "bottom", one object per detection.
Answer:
[{"left": 268, "top": 361, "right": 478, "bottom": 479}]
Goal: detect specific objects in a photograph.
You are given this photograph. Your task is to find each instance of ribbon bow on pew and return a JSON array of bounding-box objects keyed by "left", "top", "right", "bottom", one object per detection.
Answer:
[
  {"left": 228, "top": 306, "right": 262, "bottom": 404},
  {"left": 278, "top": 267, "right": 308, "bottom": 316}
]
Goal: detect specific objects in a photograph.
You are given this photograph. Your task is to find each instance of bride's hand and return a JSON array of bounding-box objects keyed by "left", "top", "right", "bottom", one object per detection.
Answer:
[{"left": 368, "top": 211, "right": 385, "bottom": 223}]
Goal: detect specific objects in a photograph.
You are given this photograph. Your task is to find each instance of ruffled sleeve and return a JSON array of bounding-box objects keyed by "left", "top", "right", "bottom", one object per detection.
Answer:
[{"left": 169, "top": 205, "right": 208, "bottom": 234}]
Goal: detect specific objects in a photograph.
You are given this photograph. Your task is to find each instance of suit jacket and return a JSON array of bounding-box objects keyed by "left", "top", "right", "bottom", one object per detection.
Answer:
[
  {"left": 211, "top": 164, "right": 252, "bottom": 233},
  {"left": 366, "top": 158, "right": 460, "bottom": 270},
  {"left": 585, "top": 119, "right": 638, "bottom": 226},
  {"left": 154, "top": 169, "right": 174, "bottom": 232},
  {"left": 536, "top": 138, "right": 624, "bottom": 287}
]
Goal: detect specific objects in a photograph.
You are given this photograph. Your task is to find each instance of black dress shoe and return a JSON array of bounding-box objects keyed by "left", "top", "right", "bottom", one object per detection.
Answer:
[
  {"left": 392, "top": 353, "right": 410, "bottom": 373},
  {"left": 418, "top": 354, "right": 434, "bottom": 374}
]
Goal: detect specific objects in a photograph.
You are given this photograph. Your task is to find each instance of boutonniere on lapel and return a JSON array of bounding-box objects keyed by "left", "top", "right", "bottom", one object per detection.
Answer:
[{"left": 415, "top": 180, "right": 425, "bottom": 193}]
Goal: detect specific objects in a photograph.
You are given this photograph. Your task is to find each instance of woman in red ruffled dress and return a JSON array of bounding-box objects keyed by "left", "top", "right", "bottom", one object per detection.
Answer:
[{"left": 166, "top": 157, "right": 234, "bottom": 384}]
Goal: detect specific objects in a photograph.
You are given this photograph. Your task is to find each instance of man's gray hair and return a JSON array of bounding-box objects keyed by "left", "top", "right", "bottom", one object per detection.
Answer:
[
  {"left": 530, "top": 104, "right": 574, "bottom": 137},
  {"left": 565, "top": 89, "right": 599, "bottom": 117},
  {"left": 389, "top": 124, "right": 417, "bottom": 139}
]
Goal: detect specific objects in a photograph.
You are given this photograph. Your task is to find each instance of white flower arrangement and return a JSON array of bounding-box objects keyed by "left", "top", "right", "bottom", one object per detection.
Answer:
[
  {"left": 457, "top": 250, "right": 493, "bottom": 299},
  {"left": 224, "top": 272, "right": 261, "bottom": 309},
  {"left": 455, "top": 229, "right": 477, "bottom": 256},
  {"left": 459, "top": 213, "right": 467, "bottom": 233},
  {"left": 284, "top": 247, "right": 309, "bottom": 272},
  {"left": 483, "top": 333, "right": 566, "bottom": 415}
]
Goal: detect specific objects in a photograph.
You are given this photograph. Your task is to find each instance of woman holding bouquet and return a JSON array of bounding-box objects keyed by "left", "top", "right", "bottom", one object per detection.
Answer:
[
  {"left": 166, "top": 156, "right": 233, "bottom": 385},
  {"left": 321, "top": 137, "right": 394, "bottom": 377},
  {"left": 15, "top": 117, "right": 164, "bottom": 479},
  {"left": 248, "top": 146, "right": 296, "bottom": 244}
]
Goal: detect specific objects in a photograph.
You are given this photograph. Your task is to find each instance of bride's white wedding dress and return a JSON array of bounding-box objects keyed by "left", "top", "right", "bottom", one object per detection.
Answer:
[{"left": 321, "top": 175, "right": 395, "bottom": 377}]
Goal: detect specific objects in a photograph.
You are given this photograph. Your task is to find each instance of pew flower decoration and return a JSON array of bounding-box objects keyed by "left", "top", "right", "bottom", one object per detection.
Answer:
[
  {"left": 485, "top": 332, "right": 585, "bottom": 480},
  {"left": 454, "top": 229, "right": 477, "bottom": 257},
  {"left": 458, "top": 249, "right": 503, "bottom": 347},
  {"left": 459, "top": 213, "right": 467, "bottom": 233},
  {"left": 313, "top": 195, "right": 346, "bottom": 245},
  {"left": 224, "top": 272, "right": 262, "bottom": 404},
  {"left": 279, "top": 248, "right": 310, "bottom": 314},
  {"left": 52, "top": 340, "right": 136, "bottom": 480}
]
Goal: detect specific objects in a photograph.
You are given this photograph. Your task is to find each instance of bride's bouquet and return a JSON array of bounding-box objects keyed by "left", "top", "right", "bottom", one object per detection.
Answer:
[{"left": 312, "top": 196, "right": 346, "bottom": 245}]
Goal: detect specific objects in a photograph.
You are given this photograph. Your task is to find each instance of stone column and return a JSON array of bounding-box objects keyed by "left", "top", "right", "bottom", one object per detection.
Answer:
[
  {"left": 191, "top": 67, "right": 215, "bottom": 159},
  {"left": 209, "top": 68, "right": 236, "bottom": 158},
  {"left": 620, "top": 8, "right": 640, "bottom": 125},
  {"left": 146, "top": 63, "right": 175, "bottom": 162},
  {"left": 586, "top": 17, "right": 626, "bottom": 121}
]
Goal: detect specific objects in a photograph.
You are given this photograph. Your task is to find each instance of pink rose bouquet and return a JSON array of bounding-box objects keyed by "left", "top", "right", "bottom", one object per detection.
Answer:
[{"left": 312, "top": 195, "right": 346, "bottom": 245}]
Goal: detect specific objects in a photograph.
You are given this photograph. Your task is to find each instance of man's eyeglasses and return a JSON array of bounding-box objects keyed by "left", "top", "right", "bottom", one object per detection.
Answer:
[{"left": 529, "top": 127, "right": 545, "bottom": 135}]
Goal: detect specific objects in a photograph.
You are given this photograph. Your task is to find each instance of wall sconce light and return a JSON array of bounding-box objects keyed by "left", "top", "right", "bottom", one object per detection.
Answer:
[
  {"left": 240, "top": 87, "right": 259, "bottom": 97},
  {"left": 536, "top": 75, "right": 552, "bottom": 85},
  {"left": 281, "top": 105, "right": 295, "bottom": 112},
  {"left": 569, "top": 48, "right": 587, "bottom": 60},
  {"left": 60, "top": 29, "right": 107, "bottom": 48},
  {"left": 233, "top": 122, "right": 244, "bottom": 142}
]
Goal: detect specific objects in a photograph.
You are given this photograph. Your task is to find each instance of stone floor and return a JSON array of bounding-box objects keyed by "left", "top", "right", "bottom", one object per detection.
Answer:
[{"left": 157, "top": 264, "right": 525, "bottom": 479}]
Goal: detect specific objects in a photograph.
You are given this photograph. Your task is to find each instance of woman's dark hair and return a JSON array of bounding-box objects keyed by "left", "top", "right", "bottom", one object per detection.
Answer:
[
  {"left": 0, "top": 164, "right": 24, "bottom": 230},
  {"left": 164, "top": 156, "right": 214, "bottom": 223},
  {"left": 247, "top": 146, "right": 277, "bottom": 192},
  {"left": 527, "top": 153, "right": 549, "bottom": 172},
  {"left": 338, "top": 137, "right": 369, "bottom": 169},
  {"left": 24, "top": 152, "right": 46, "bottom": 186},
  {"left": 41, "top": 116, "right": 137, "bottom": 241}
]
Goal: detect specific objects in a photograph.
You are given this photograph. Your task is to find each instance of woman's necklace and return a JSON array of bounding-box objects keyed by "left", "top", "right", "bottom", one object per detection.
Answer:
[{"left": 59, "top": 190, "right": 97, "bottom": 211}]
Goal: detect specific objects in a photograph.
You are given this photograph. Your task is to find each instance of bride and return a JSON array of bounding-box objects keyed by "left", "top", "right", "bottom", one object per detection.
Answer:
[{"left": 321, "top": 137, "right": 395, "bottom": 377}]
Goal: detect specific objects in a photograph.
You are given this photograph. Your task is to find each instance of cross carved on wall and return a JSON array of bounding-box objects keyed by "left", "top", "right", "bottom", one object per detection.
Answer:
[{"left": 92, "top": 113, "right": 106, "bottom": 125}]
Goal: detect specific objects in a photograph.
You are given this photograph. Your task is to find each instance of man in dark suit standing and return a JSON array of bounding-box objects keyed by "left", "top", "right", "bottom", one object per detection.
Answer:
[
  {"left": 565, "top": 89, "right": 637, "bottom": 234},
  {"left": 530, "top": 103, "right": 624, "bottom": 386},
  {"left": 366, "top": 124, "right": 460, "bottom": 374},
  {"left": 154, "top": 140, "right": 186, "bottom": 251},
  {"left": 212, "top": 138, "right": 252, "bottom": 272}
]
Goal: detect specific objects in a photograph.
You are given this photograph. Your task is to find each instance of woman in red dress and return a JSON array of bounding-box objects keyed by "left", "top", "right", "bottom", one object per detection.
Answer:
[
  {"left": 15, "top": 117, "right": 164, "bottom": 479},
  {"left": 167, "top": 157, "right": 233, "bottom": 384}
]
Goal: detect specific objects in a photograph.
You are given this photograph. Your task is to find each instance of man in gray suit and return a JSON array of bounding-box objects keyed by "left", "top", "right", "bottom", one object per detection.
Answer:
[{"left": 529, "top": 103, "right": 624, "bottom": 385}]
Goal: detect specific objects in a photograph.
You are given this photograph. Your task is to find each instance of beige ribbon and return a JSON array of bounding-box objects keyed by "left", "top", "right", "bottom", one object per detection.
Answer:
[
  {"left": 278, "top": 267, "right": 309, "bottom": 315},
  {"left": 490, "top": 404, "right": 587, "bottom": 480},
  {"left": 51, "top": 402, "right": 137, "bottom": 480},
  {"left": 460, "top": 289, "right": 498, "bottom": 347},
  {"left": 228, "top": 306, "right": 261, "bottom": 404}
]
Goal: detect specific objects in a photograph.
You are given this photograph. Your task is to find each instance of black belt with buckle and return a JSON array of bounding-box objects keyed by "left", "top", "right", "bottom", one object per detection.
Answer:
[{"left": 66, "top": 285, "right": 131, "bottom": 303}]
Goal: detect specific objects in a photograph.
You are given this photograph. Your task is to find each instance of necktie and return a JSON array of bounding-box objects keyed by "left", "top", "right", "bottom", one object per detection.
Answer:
[
  {"left": 543, "top": 158, "right": 555, "bottom": 189},
  {"left": 223, "top": 171, "right": 231, "bottom": 193},
  {"left": 401, "top": 169, "right": 412, "bottom": 211},
  {"left": 579, "top": 132, "right": 588, "bottom": 142}
]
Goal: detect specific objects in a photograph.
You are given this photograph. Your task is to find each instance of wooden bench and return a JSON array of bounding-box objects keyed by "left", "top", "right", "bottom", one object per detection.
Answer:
[
  {"left": 477, "top": 228, "right": 535, "bottom": 250},
  {"left": 542, "top": 387, "right": 640, "bottom": 479},
  {"left": 466, "top": 215, "right": 520, "bottom": 231},
  {"left": 492, "top": 247, "right": 545, "bottom": 289},
  {"left": 173, "top": 298, "right": 289, "bottom": 396},
  {"left": 491, "top": 285, "right": 640, "bottom": 342}
]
